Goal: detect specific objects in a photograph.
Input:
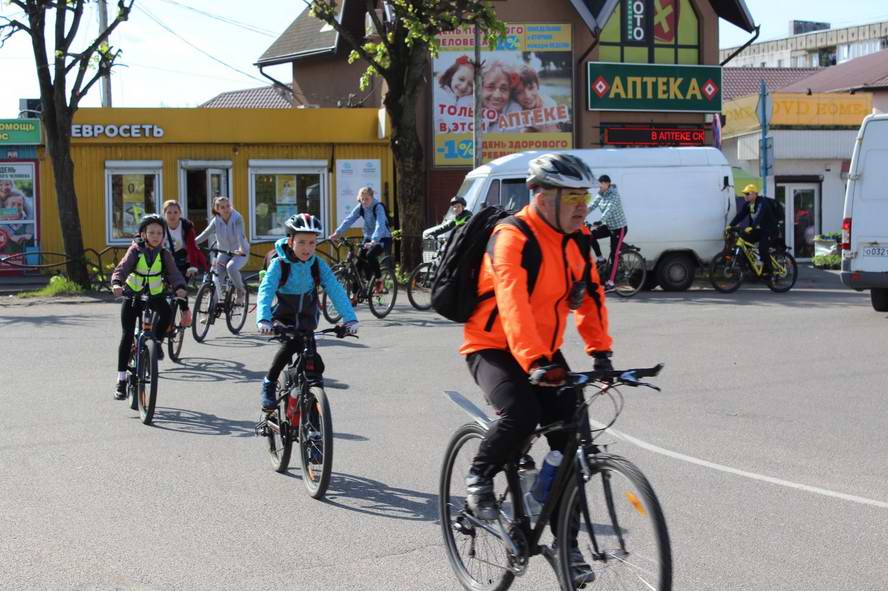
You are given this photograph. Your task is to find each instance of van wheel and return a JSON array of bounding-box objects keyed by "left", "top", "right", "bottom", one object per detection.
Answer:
[
  {"left": 656, "top": 253, "right": 696, "bottom": 292},
  {"left": 872, "top": 288, "right": 888, "bottom": 312}
]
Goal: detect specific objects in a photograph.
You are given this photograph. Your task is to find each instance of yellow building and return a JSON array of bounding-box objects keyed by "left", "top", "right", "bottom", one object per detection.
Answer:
[{"left": 37, "top": 107, "right": 393, "bottom": 268}]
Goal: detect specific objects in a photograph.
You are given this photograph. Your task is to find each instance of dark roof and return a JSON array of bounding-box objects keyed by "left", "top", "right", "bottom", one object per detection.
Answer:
[
  {"left": 256, "top": 1, "right": 358, "bottom": 66},
  {"left": 200, "top": 85, "right": 292, "bottom": 109},
  {"left": 708, "top": 0, "right": 755, "bottom": 33},
  {"left": 780, "top": 49, "right": 888, "bottom": 93},
  {"left": 723, "top": 67, "right": 822, "bottom": 101}
]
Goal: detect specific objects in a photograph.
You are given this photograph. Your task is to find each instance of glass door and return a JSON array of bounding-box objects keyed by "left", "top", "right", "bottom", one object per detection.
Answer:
[{"left": 776, "top": 183, "right": 819, "bottom": 258}]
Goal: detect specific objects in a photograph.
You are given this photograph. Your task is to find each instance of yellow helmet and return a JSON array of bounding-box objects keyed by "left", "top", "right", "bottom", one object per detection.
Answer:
[{"left": 742, "top": 183, "right": 759, "bottom": 194}]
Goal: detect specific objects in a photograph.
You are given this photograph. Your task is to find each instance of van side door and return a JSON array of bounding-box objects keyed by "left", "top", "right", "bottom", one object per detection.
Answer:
[{"left": 851, "top": 119, "right": 888, "bottom": 272}]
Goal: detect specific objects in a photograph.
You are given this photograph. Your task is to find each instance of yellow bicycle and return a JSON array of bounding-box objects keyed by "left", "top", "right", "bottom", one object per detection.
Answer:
[{"left": 709, "top": 228, "right": 797, "bottom": 293}]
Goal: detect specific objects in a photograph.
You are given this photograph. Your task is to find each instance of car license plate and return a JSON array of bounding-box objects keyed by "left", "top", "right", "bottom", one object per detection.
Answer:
[{"left": 863, "top": 246, "right": 888, "bottom": 257}]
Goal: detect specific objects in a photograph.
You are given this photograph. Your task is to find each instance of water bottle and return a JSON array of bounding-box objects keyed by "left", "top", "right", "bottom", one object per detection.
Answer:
[
  {"left": 517, "top": 456, "right": 541, "bottom": 519},
  {"left": 531, "top": 450, "right": 563, "bottom": 504}
]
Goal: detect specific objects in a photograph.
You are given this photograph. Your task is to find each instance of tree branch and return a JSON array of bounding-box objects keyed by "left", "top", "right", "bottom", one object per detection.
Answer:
[
  {"left": 62, "top": 1, "right": 85, "bottom": 49},
  {"left": 0, "top": 18, "right": 32, "bottom": 47},
  {"left": 365, "top": 0, "right": 392, "bottom": 53},
  {"left": 306, "top": 0, "right": 389, "bottom": 79},
  {"left": 73, "top": 50, "right": 121, "bottom": 106},
  {"left": 69, "top": 0, "right": 133, "bottom": 105}
]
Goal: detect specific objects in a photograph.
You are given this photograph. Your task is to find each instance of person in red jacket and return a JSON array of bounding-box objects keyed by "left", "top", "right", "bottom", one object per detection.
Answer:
[
  {"left": 460, "top": 153, "right": 614, "bottom": 584},
  {"left": 162, "top": 200, "right": 208, "bottom": 327}
]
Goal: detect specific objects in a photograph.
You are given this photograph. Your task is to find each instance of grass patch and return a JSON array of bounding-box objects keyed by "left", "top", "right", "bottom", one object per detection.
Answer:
[{"left": 18, "top": 275, "right": 84, "bottom": 299}]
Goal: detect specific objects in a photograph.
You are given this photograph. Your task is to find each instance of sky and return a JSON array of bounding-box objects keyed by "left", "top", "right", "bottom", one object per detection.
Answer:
[{"left": 2, "top": 0, "right": 888, "bottom": 116}]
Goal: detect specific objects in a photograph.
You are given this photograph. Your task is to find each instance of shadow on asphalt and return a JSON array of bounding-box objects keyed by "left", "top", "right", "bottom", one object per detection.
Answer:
[
  {"left": 321, "top": 473, "right": 438, "bottom": 522},
  {"left": 616, "top": 285, "right": 866, "bottom": 308},
  {"left": 0, "top": 313, "right": 94, "bottom": 328},
  {"left": 149, "top": 407, "right": 256, "bottom": 438},
  {"left": 159, "top": 357, "right": 267, "bottom": 383},
  {"left": 193, "top": 333, "right": 368, "bottom": 350},
  {"left": 333, "top": 432, "right": 369, "bottom": 442},
  {"left": 371, "top": 305, "right": 453, "bottom": 328}
]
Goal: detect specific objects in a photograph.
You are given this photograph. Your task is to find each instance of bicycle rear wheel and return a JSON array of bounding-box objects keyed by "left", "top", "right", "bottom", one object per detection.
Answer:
[
  {"left": 708, "top": 254, "right": 743, "bottom": 293},
  {"left": 321, "top": 267, "right": 348, "bottom": 324},
  {"left": 138, "top": 341, "right": 159, "bottom": 425},
  {"left": 407, "top": 262, "right": 434, "bottom": 310},
  {"left": 298, "top": 386, "right": 333, "bottom": 499},
  {"left": 267, "top": 380, "right": 292, "bottom": 473},
  {"left": 439, "top": 423, "right": 515, "bottom": 591},
  {"left": 167, "top": 305, "right": 185, "bottom": 363},
  {"left": 127, "top": 345, "right": 139, "bottom": 411},
  {"left": 557, "top": 455, "right": 671, "bottom": 591},
  {"left": 614, "top": 250, "right": 647, "bottom": 298},
  {"left": 225, "top": 287, "right": 249, "bottom": 334},
  {"left": 368, "top": 267, "right": 398, "bottom": 318},
  {"left": 192, "top": 283, "right": 214, "bottom": 342},
  {"left": 767, "top": 252, "right": 797, "bottom": 293}
]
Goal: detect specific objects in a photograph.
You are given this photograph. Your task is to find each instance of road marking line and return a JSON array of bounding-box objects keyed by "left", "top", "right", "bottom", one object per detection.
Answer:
[{"left": 592, "top": 421, "right": 888, "bottom": 510}]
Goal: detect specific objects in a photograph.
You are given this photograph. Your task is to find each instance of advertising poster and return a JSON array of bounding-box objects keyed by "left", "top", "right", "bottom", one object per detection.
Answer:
[
  {"left": 0, "top": 162, "right": 37, "bottom": 260},
  {"left": 276, "top": 175, "right": 297, "bottom": 204},
  {"left": 335, "top": 160, "right": 381, "bottom": 229},
  {"left": 433, "top": 23, "right": 574, "bottom": 167},
  {"left": 121, "top": 174, "right": 147, "bottom": 237}
]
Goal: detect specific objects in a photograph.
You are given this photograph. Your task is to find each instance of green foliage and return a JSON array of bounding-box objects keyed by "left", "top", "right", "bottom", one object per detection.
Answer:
[
  {"left": 394, "top": 263, "right": 410, "bottom": 285},
  {"left": 814, "top": 232, "right": 841, "bottom": 241},
  {"left": 812, "top": 254, "right": 841, "bottom": 269},
  {"left": 18, "top": 275, "right": 84, "bottom": 298}
]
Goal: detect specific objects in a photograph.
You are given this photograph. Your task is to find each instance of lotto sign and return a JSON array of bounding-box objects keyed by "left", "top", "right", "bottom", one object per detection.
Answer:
[{"left": 587, "top": 62, "right": 722, "bottom": 113}]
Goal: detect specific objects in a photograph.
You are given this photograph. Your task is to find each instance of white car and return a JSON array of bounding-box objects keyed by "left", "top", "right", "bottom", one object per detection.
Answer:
[{"left": 841, "top": 112, "right": 888, "bottom": 311}]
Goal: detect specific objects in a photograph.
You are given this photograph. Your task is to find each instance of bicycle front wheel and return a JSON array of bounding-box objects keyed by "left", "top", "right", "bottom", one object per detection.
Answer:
[
  {"left": 138, "top": 341, "right": 159, "bottom": 425},
  {"left": 299, "top": 386, "right": 333, "bottom": 499},
  {"left": 321, "top": 267, "right": 348, "bottom": 324},
  {"left": 368, "top": 267, "right": 398, "bottom": 318},
  {"left": 225, "top": 287, "right": 249, "bottom": 334},
  {"left": 439, "top": 423, "right": 515, "bottom": 591},
  {"left": 192, "top": 284, "right": 214, "bottom": 342},
  {"left": 557, "top": 455, "right": 671, "bottom": 591},
  {"left": 407, "top": 262, "right": 434, "bottom": 310},
  {"left": 767, "top": 252, "right": 797, "bottom": 293},
  {"left": 614, "top": 251, "right": 647, "bottom": 298},
  {"left": 168, "top": 305, "right": 185, "bottom": 363},
  {"left": 708, "top": 254, "right": 743, "bottom": 293},
  {"left": 267, "top": 382, "right": 292, "bottom": 473}
]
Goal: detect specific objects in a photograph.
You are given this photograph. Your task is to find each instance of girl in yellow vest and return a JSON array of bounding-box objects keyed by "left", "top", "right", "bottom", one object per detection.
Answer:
[{"left": 110, "top": 214, "right": 187, "bottom": 400}]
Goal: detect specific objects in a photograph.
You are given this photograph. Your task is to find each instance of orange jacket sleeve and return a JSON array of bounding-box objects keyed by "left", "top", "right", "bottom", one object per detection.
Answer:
[
  {"left": 489, "top": 225, "right": 550, "bottom": 373},
  {"left": 575, "top": 248, "right": 613, "bottom": 354}
]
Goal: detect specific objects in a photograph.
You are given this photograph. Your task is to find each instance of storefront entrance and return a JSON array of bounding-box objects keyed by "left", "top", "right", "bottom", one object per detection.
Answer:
[
  {"left": 178, "top": 161, "right": 231, "bottom": 235},
  {"left": 776, "top": 182, "right": 820, "bottom": 259}
]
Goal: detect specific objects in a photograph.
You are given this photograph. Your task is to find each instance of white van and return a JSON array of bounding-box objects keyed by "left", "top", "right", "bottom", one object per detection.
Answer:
[
  {"left": 840, "top": 112, "right": 888, "bottom": 311},
  {"left": 451, "top": 147, "right": 736, "bottom": 291}
]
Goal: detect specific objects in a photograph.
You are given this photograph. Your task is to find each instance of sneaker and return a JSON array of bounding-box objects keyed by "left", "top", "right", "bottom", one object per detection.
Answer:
[
  {"left": 114, "top": 380, "right": 127, "bottom": 400},
  {"left": 235, "top": 289, "right": 246, "bottom": 306},
  {"left": 465, "top": 471, "right": 498, "bottom": 521},
  {"left": 260, "top": 380, "right": 277, "bottom": 411},
  {"left": 553, "top": 541, "right": 595, "bottom": 586},
  {"left": 604, "top": 281, "right": 616, "bottom": 293}
]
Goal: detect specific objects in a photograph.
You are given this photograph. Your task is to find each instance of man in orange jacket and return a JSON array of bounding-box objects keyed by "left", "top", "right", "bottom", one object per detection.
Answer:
[{"left": 460, "top": 153, "right": 613, "bottom": 577}]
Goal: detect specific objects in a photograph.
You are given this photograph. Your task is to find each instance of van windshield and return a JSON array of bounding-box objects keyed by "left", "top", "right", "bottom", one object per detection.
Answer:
[{"left": 455, "top": 176, "right": 484, "bottom": 214}]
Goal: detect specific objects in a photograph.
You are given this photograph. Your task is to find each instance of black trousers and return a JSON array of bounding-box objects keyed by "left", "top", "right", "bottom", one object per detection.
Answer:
[
  {"left": 358, "top": 237, "right": 392, "bottom": 279},
  {"left": 590, "top": 224, "right": 628, "bottom": 260},
  {"left": 265, "top": 294, "right": 321, "bottom": 382},
  {"left": 117, "top": 296, "right": 172, "bottom": 372},
  {"left": 746, "top": 229, "right": 773, "bottom": 273}
]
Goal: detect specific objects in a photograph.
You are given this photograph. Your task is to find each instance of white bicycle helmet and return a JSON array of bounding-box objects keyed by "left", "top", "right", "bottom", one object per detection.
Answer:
[
  {"left": 526, "top": 153, "right": 595, "bottom": 190},
  {"left": 285, "top": 213, "right": 323, "bottom": 236}
]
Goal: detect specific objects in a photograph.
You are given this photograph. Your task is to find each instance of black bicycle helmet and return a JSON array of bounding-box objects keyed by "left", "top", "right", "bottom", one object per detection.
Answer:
[
  {"left": 449, "top": 196, "right": 467, "bottom": 207},
  {"left": 526, "top": 153, "right": 595, "bottom": 190},
  {"left": 138, "top": 213, "right": 166, "bottom": 234},
  {"left": 285, "top": 212, "right": 323, "bottom": 236}
]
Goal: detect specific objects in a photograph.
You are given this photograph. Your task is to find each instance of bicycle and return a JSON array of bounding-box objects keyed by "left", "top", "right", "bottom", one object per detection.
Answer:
[
  {"left": 165, "top": 275, "right": 196, "bottom": 362},
  {"left": 192, "top": 247, "right": 250, "bottom": 342},
  {"left": 122, "top": 292, "right": 183, "bottom": 425},
  {"left": 255, "top": 321, "right": 354, "bottom": 499},
  {"left": 708, "top": 227, "right": 798, "bottom": 293},
  {"left": 320, "top": 237, "right": 398, "bottom": 321},
  {"left": 597, "top": 242, "right": 648, "bottom": 298},
  {"left": 407, "top": 236, "right": 446, "bottom": 310},
  {"left": 439, "top": 364, "right": 671, "bottom": 591}
]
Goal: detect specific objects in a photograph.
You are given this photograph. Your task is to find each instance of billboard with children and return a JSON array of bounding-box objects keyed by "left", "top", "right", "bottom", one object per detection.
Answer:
[
  {"left": 433, "top": 24, "right": 574, "bottom": 167},
  {"left": 0, "top": 162, "right": 37, "bottom": 262}
]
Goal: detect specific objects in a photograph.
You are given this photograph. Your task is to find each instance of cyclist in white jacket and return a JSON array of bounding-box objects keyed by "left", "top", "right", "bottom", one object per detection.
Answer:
[{"left": 195, "top": 196, "right": 250, "bottom": 304}]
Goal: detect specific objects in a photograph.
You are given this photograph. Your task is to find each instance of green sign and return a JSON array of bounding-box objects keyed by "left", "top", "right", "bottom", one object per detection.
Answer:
[
  {"left": 587, "top": 62, "right": 722, "bottom": 113},
  {"left": 0, "top": 119, "right": 41, "bottom": 145}
]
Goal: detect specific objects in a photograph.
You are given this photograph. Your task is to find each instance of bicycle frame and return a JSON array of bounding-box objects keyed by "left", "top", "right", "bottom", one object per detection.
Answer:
[{"left": 728, "top": 235, "right": 788, "bottom": 278}]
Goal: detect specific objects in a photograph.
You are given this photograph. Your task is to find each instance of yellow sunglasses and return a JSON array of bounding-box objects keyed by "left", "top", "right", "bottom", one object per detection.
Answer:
[{"left": 560, "top": 191, "right": 592, "bottom": 206}]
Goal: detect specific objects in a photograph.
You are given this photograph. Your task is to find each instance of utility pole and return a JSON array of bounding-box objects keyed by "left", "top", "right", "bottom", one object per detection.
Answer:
[
  {"left": 472, "top": 25, "right": 483, "bottom": 168},
  {"left": 98, "top": 0, "right": 113, "bottom": 107}
]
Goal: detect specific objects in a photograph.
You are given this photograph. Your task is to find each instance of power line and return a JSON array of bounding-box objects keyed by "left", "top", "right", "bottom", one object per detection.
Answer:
[
  {"left": 136, "top": 5, "right": 267, "bottom": 85},
  {"left": 150, "top": 0, "right": 278, "bottom": 37}
]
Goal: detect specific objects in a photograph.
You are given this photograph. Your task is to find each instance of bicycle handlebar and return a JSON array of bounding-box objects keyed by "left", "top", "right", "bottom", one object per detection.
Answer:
[
  {"left": 208, "top": 247, "right": 246, "bottom": 257},
  {"left": 569, "top": 363, "right": 664, "bottom": 390},
  {"left": 270, "top": 320, "right": 357, "bottom": 341}
]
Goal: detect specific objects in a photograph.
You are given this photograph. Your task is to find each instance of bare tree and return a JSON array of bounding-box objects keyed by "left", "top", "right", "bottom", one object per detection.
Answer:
[
  {"left": 308, "top": 0, "right": 503, "bottom": 270},
  {"left": 1, "top": 1, "right": 134, "bottom": 287}
]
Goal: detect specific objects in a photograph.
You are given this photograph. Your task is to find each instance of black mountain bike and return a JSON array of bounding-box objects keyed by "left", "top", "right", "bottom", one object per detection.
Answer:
[
  {"left": 439, "top": 364, "right": 671, "bottom": 591},
  {"left": 256, "top": 321, "right": 354, "bottom": 499},
  {"left": 192, "top": 247, "right": 249, "bottom": 342},
  {"left": 597, "top": 243, "right": 648, "bottom": 298},
  {"left": 407, "top": 237, "right": 445, "bottom": 310},
  {"left": 321, "top": 237, "right": 397, "bottom": 320}
]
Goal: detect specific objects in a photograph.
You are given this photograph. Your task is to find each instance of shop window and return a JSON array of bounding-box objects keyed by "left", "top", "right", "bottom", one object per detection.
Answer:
[
  {"left": 249, "top": 160, "right": 328, "bottom": 241},
  {"left": 598, "top": 0, "right": 701, "bottom": 65},
  {"left": 105, "top": 161, "right": 162, "bottom": 245}
]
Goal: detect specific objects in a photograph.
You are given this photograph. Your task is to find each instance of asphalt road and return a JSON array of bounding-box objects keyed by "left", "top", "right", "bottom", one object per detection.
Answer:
[{"left": 1, "top": 275, "right": 886, "bottom": 590}]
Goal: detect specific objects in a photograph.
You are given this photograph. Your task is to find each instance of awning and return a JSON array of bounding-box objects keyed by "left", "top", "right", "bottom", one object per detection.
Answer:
[{"left": 709, "top": 0, "right": 756, "bottom": 33}]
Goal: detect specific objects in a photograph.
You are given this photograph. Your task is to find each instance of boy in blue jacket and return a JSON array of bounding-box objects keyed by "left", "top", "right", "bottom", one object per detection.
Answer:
[{"left": 256, "top": 213, "right": 358, "bottom": 411}]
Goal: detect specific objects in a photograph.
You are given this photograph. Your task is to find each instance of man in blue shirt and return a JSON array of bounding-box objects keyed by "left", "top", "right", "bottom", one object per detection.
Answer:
[{"left": 330, "top": 186, "right": 392, "bottom": 281}]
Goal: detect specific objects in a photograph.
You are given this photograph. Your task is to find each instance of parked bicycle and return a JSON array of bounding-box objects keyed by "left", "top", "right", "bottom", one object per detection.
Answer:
[
  {"left": 407, "top": 237, "right": 446, "bottom": 310},
  {"left": 709, "top": 227, "right": 797, "bottom": 293},
  {"left": 123, "top": 293, "right": 183, "bottom": 425},
  {"left": 192, "top": 247, "right": 249, "bottom": 342},
  {"left": 256, "top": 321, "right": 352, "bottom": 499},
  {"left": 439, "top": 364, "right": 671, "bottom": 591},
  {"left": 597, "top": 242, "right": 648, "bottom": 298},
  {"left": 321, "top": 237, "right": 397, "bottom": 321}
]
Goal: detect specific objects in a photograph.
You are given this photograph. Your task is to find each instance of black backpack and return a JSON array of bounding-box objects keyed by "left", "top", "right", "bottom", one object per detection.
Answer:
[
  {"left": 358, "top": 201, "right": 393, "bottom": 232},
  {"left": 264, "top": 248, "right": 320, "bottom": 290}
]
